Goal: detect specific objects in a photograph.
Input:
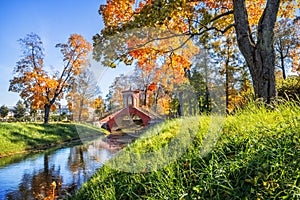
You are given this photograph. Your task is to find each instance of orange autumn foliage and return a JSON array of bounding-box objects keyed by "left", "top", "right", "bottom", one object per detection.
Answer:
[
  {"left": 9, "top": 33, "right": 92, "bottom": 123},
  {"left": 96, "top": 0, "right": 298, "bottom": 75},
  {"left": 95, "top": 0, "right": 299, "bottom": 104}
]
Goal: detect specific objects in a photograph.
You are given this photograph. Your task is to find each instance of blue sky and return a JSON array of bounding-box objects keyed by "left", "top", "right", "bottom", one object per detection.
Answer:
[{"left": 0, "top": 0, "right": 133, "bottom": 106}]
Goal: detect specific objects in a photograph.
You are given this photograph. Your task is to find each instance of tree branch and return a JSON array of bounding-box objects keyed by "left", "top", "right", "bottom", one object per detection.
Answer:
[
  {"left": 211, "top": 10, "right": 234, "bottom": 23},
  {"left": 127, "top": 31, "right": 189, "bottom": 52}
]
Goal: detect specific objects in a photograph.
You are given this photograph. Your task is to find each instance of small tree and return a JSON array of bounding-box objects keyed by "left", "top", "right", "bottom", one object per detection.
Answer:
[
  {"left": 67, "top": 67, "right": 100, "bottom": 122},
  {"left": 0, "top": 105, "right": 9, "bottom": 120},
  {"left": 13, "top": 101, "right": 26, "bottom": 121},
  {"left": 9, "top": 33, "right": 92, "bottom": 124},
  {"left": 274, "top": 18, "right": 300, "bottom": 79},
  {"left": 94, "top": 96, "right": 106, "bottom": 119}
]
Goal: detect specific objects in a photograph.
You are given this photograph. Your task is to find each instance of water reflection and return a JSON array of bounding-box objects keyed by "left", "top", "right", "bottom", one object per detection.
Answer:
[
  {"left": 0, "top": 138, "right": 116, "bottom": 199},
  {"left": 6, "top": 155, "right": 63, "bottom": 199}
]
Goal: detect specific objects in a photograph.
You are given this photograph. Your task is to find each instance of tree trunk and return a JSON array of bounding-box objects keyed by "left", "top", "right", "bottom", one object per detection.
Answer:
[
  {"left": 188, "top": 96, "right": 193, "bottom": 116},
  {"left": 250, "top": 49, "right": 277, "bottom": 103},
  {"left": 44, "top": 154, "right": 49, "bottom": 174},
  {"left": 78, "top": 98, "right": 84, "bottom": 122},
  {"left": 44, "top": 104, "right": 51, "bottom": 124},
  {"left": 143, "top": 88, "right": 148, "bottom": 106},
  {"left": 225, "top": 63, "right": 230, "bottom": 114},
  {"left": 204, "top": 67, "right": 210, "bottom": 112},
  {"left": 280, "top": 51, "right": 287, "bottom": 79},
  {"left": 178, "top": 91, "right": 184, "bottom": 116},
  {"left": 233, "top": 0, "right": 279, "bottom": 104}
]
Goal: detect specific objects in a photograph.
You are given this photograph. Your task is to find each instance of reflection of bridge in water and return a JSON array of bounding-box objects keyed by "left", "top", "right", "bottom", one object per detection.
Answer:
[{"left": 99, "top": 90, "right": 162, "bottom": 132}]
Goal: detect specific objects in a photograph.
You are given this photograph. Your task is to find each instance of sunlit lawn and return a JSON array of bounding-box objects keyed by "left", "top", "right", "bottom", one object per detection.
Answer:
[
  {"left": 73, "top": 101, "right": 300, "bottom": 199},
  {"left": 0, "top": 122, "right": 105, "bottom": 157}
]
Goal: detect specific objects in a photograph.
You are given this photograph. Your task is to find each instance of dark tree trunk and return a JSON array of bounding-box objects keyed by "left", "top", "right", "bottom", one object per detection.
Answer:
[
  {"left": 225, "top": 45, "right": 231, "bottom": 114},
  {"left": 143, "top": 88, "right": 148, "bottom": 106},
  {"left": 44, "top": 154, "right": 49, "bottom": 174},
  {"left": 203, "top": 49, "right": 210, "bottom": 112},
  {"left": 204, "top": 69, "right": 210, "bottom": 112},
  {"left": 178, "top": 91, "right": 184, "bottom": 116},
  {"left": 225, "top": 63, "right": 230, "bottom": 114},
  {"left": 44, "top": 104, "right": 51, "bottom": 124},
  {"left": 233, "top": 0, "right": 279, "bottom": 103},
  {"left": 280, "top": 51, "right": 287, "bottom": 79}
]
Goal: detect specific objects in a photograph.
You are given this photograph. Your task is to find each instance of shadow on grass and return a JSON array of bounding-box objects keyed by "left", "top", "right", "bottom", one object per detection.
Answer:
[
  {"left": 0, "top": 123, "right": 105, "bottom": 157},
  {"left": 9, "top": 131, "right": 58, "bottom": 149}
]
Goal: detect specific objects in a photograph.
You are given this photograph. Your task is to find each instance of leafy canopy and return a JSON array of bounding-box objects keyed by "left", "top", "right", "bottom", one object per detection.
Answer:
[
  {"left": 94, "top": 0, "right": 298, "bottom": 65},
  {"left": 94, "top": 0, "right": 298, "bottom": 103},
  {"left": 9, "top": 33, "right": 92, "bottom": 112}
]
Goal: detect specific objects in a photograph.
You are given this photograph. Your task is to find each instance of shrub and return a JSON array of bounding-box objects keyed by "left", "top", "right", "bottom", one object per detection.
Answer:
[{"left": 277, "top": 76, "right": 300, "bottom": 100}]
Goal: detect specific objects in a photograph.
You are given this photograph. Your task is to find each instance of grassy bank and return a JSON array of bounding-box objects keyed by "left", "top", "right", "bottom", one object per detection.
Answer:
[
  {"left": 0, "top": 123, "right": 105, "bottom": 157},
  {"left": 73, "top": 101, "right": 300, "bottom": 199}
]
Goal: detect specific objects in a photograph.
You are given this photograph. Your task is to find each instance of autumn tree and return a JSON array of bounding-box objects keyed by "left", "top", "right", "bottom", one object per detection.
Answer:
[
  {"left": 94, "top": 0, "right": 298, "bottom": 104},
  {"left": 188, "top": 48, "right": 212, "bottom": 114},
  {"left": 107, "top": 74, "right": 134, "bottom": 109},
  {"left": 132, "top": 66, "right": 156, "bottom": 106},
  {"left": 293, "top": 17, "right": 300, "bottom": 75},
  {"left": 94, "top": 96, "right": 106, "bottom": 119},
  {"left": 9, "top": 33, "right": 92, "bottom": 124},
  {"left": 274, "top": 18, "right": 300, "bottom": 79},
  {"left": 68, "top": 67, "right": 100, "bottom": 122},
  {"left": 209, "top": 33, "right": 251, "bottom": 113},
  {"left": 106, "top": 66, "right": 172, "bottom": 114}
]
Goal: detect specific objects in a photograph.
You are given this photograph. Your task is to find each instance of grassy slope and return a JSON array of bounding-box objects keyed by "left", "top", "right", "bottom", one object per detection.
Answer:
[
  {"left": 0, "top": 123, "right": 105, "bottom": 157},
  {"left": 73, "top": 102, "right": 300, "bottom": 200}
]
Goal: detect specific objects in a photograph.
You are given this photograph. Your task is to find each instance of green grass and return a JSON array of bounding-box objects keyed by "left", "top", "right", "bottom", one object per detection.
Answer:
[
  {"left": 0, "top": 122, "right": 105, "bottom": 157},
  {"left": 72, "top": 101, "right": 300, "bottom": 199}
]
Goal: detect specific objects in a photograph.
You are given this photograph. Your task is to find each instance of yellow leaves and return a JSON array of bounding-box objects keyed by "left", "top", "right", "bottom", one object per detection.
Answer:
[
  {"left": 94, "top": 97, "right": 103, "bottom": 109},
  {"left": 278, "top": 0, "right": 298, "bottom": 19},
  {"left": 126, "top": 26, "right": 197, "bottom": 93},
  {"left": 50, "top": 104, "right": 56, "bottom": 111},
  {"left": 101, "top": 0, "right": 135, "bottom": 27},
  {"left": 290, "top": 47, "right": 300, "bottom": 73},
  {"left": 45, "top": 79, "right": 59, "bottom": 89},
  {"left": 130, "top": 48, "right": 155, "bottom": 59},
  {"left": 69, "top": 34, "right": 92, "bottom": 51},
  {"left": 245, "top": 0, "right": 265, "bottom": 25},
  {"left": 157, "top": 94, "right": 172, "bottom": 115},
  {"left": 10, "top": 33, "right": 92, "bottom": 114},
  {"left": 170, "top": 54, "right": 191, "bottom": 69},
  {"left": 244, "top": 0, "right": 298, "bottom": 26},
  {"left": 109, "top": 62, "right": 117, "bottom": 68},
  {"left": 199, "top": 0, "right": 298, "bottom": 35},
  {"left": 203, "top": 0, "right": 233, "bottom": 10},
  {"left": 70, "top": 93, "right": 100, "bottom": 121},
  {"left": 65, "top": 34, "right": 92, "bottom": 74},
  {"left": 274, "top": 18, "right": 300, "bottom": 75},
  {"left": 227, "top": 94, "right": 243, "bottom": 113},
  {"left": 68, "top": 101, "right": 73, "bottom": 112},
  {"left": 31, "top": 95, "right": 45, "bottom": 110},
  {"left": 164, "top": 10, "right": 189, "bottom": 33},
  {"left": 292, "top": 53, "right": 300, "bottom": 73}
]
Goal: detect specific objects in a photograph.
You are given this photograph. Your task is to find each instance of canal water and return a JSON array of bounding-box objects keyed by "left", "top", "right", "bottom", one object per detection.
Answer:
[{"left": 0, "top": 138, "right": 118, "bottom": 199}]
